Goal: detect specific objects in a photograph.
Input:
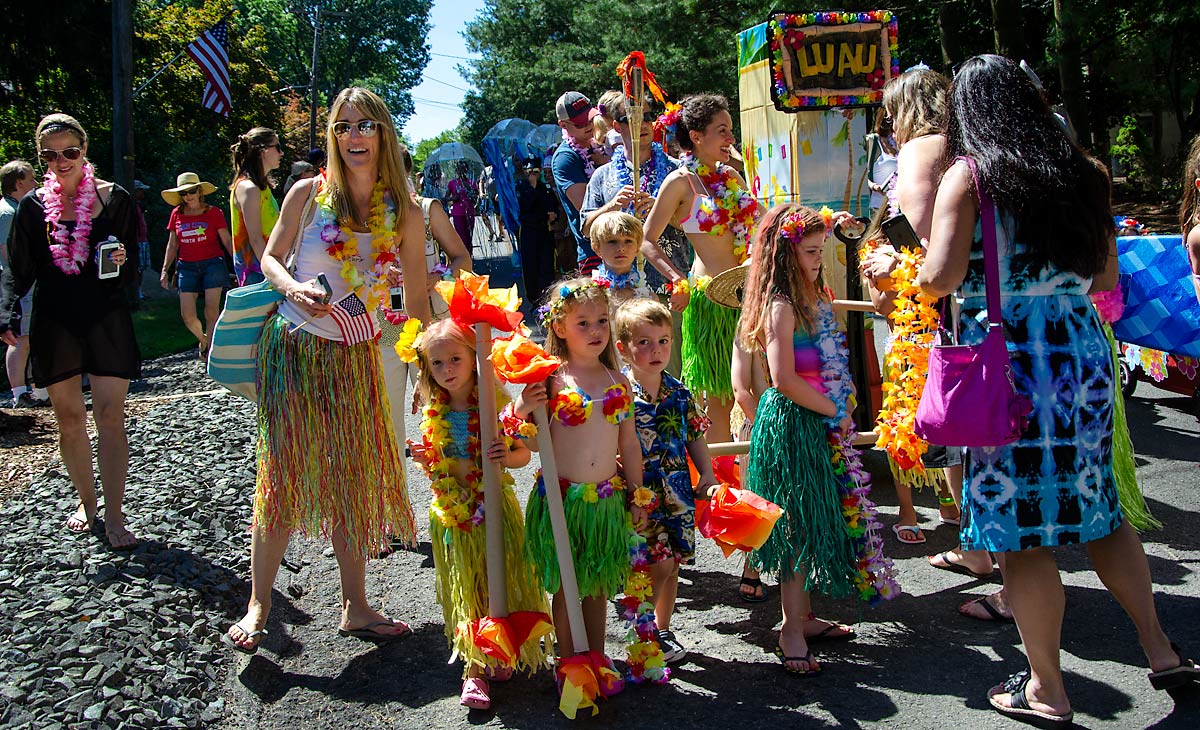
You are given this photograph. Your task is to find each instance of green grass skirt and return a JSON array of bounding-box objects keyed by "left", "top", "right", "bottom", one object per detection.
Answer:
[
  {"left": 681, "top": 285, "right": 737, "bottom": 398},
  {"left": 524, "top": 474, "right": 631, "bottom": 598},
  {"left": 255, "top": 315, "right": 416, "bottom": 557},
  {"left": 1105, "top": 326, "right": 1160, "bottom": 531},
  {"left": 745, "top": 389, "right": 859, "bottom": 598},
  {"left": 432, "top": 485, "right": 553, "bottom": 677}
]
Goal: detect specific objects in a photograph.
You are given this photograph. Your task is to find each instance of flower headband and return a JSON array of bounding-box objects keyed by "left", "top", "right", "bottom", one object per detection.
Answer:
[
  {"left": 779, "top": 205, "right": 837, "bottom": 243},
  {"left": 654, "top": 102, "right": 681, "bottom": 139},
  {"left": 539, "top": 280, "right": 604, "bottom": 329}
]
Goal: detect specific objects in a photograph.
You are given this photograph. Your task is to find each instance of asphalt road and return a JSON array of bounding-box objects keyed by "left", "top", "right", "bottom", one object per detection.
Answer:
[{"left": 217, "top": 361, "right": 1200, "bottom": 730}]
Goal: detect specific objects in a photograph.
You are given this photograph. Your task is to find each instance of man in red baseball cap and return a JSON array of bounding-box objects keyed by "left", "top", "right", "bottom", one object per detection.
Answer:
[{"left": 552, "top": 91, "right": 608, "bottom": 273}]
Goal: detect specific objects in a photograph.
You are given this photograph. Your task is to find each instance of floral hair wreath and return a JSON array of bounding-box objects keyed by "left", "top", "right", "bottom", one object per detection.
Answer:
[
  {"left": 654, "top": 102, "right": 682, "bottom": 139},
  {"left": 538, "top": 280, "right": 604, "bottom": 329},
  {"left": 779, "top": 205, "right": 837, "bottom": 244}
]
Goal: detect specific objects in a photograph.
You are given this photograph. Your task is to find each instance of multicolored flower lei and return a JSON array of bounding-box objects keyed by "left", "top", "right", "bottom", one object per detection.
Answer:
[
  {"left": 592, "top": 263, "right": 641, "bottom": 291},
  {"left": 42, "top": 162, "right": 98, "bottom": 275},
  {"left": 611, "top": 141, "right": 673, "bottom": 200},
  {"left": 862, "top": 238, "right": 940, "bottom": 471},
  {"left": 619, "top": 524, "right": 670, "bottom": 684},
  {"left": 815, "top": 299, "right": 901, "bottom": 604},
  {"left": 418, "top": 388, "right": 516, "bottom": 531},
  {"left": 682, "top": 155, "right": 759, "bottom": 264},
  {"left": 769, "top": 11, "right": 901, "bottom": 110},
  {"left": 653, "top": 102, "right": 681, "bottom": 141},
  {"left": 316, "top": 180, "right": 399, "bottom": 312},
  {"left": 562, "top": 129, "right": 605, "bottom": 179}
]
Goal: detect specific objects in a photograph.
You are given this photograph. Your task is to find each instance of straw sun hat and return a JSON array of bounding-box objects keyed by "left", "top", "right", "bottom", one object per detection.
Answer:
[
  {"left": 704, "top": 262, "right": 751, "bottom": 309},
  {"left": 161, "top": 172, "right": 217, "bottom": 206}
]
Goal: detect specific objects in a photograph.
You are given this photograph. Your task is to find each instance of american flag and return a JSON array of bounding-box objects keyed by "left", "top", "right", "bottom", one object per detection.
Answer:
[
  {"left": 329, "top": 292, "right": 381, "bottom": 345},
  {"left": 186, "top": 19, "right": 231, "bottom": 117}
]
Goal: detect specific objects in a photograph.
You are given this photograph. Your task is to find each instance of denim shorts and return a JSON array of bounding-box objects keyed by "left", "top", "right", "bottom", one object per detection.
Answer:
[{"left": 177, "top": 256, "right": 228, "bottom": 293}]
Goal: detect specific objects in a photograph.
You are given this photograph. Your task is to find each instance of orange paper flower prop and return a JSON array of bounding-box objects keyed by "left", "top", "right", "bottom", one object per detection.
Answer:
[
  {"left": 616, "top": 51, "right": 667, "bottom": 105},
  {"left": 434, "top": 272, "right": 524, "bottom": 332},
  {"left": 696, "top": 483, "right": 784, "bottom": 558},
  {"left": 490, "top": 332, "right": 562, "bottom": 385},
  {"left": 557, "top": 650, "right": 621, "bottom": 719},
  {"left": 462, "top": 611, "right": 554, "bottom": 667}
]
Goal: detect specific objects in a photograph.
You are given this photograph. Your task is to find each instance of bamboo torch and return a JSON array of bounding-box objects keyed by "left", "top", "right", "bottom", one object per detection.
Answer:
[{"left": 627, "top": 65, "right": 644, "bottom": 195}]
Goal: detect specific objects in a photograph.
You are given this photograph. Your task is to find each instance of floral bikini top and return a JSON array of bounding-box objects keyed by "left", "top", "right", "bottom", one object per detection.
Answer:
[{"left": 549, "top": 369, "right": 634, "bottom": 427}]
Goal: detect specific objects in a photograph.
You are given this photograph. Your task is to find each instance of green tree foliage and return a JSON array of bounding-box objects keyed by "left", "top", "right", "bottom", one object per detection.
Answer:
[{"left": 412, "top": 128, "right": 460, "bottom": 172}]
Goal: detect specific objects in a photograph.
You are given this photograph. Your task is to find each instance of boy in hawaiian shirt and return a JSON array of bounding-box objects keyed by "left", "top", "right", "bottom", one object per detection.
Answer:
[{"left": 614, "top": 298, "right": 717, "bottom": 664}]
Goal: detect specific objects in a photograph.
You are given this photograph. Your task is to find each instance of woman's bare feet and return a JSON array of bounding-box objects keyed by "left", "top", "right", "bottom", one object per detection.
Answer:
[
  {"left": 340, "top": 605, "right": 411, "bottom": 639},
  {"left": 226, "top": 604, "right": 269, "bottom": 652},
  {"left": 929, "top": 548, "right": 993, "bottom": 578}
]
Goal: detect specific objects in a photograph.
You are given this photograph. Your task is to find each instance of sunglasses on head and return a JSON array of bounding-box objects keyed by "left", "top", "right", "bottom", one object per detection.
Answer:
[
  {"left": 616, "top": 111, "right": 657, "bottom": 124},
  {"left": 332, "top": 119, "right": 379, "bottom": 138},
  {"left": 39, "top": 146, "right": 83, "bottom": 163}
]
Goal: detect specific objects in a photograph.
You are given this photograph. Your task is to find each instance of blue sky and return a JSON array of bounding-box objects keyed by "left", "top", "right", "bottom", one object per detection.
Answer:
[{"left": 402, "top": 0, "right": 486, "bottom": 144}]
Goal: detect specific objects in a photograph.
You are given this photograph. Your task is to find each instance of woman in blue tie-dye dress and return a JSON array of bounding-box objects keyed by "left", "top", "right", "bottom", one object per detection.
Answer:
[{"left": 918, "top": 55, "right": 1198, "bottom": 728}]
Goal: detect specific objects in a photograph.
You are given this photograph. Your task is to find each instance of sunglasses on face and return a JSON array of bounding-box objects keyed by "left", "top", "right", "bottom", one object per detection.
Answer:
[
  {"left": 182, "top": 188, "right": 200, "bottom": 196},
  {"left": 617, "top": 111, "right": 657, "bottom": 124},
  {"left": 39, "top": 146, "right": 83, "bottom": 163},
  {"left": 332, "top": 120, "right": 379, "bottom": 138},
  {"left": 263, "top": 142, "right": 282, "bottom": 151}
]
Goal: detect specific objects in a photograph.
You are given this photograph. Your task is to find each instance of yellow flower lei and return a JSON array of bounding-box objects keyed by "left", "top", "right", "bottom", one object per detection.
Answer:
[
  {"left": 863, "top": 239, "right": 940, "bottom": 471},
  {"left": 419, "top": 387, "right": 516, "bottom": 531},
  {"left": 394, "top": 318, "right": 423, "bottom": 363},
  {"left": 316, "top": 180, "right": 398, "bottom": 310}
]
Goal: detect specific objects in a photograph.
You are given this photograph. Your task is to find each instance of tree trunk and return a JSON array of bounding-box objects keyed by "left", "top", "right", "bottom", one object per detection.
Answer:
[
  {"left": 990, "top": 0, "right": 1025, "bottom": 60},
  {"left": 937, "top": 0, "right": 966, "bottom": 72},
  {"left": 1053, "top": 0, "right": 1092, "bottom": 149}
]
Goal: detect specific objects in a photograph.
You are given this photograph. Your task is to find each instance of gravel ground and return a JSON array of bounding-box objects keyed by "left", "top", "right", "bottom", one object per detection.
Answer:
[{"left": 1, "top": 349, "right": 1197, "bottom": 729}]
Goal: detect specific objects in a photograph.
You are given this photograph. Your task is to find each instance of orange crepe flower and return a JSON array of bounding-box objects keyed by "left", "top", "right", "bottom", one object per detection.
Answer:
[
  {"left": 695, "top": 483, "right": 783, "bottom": 558},
  {"left": 490, "top": 332, "right": 562, "bottom": 384},
  {"left": 434, "top": 272, "right": 524, "bottom": 332},
  {"left": 462, "top": 611, "right": 554, "bottom": 666}
]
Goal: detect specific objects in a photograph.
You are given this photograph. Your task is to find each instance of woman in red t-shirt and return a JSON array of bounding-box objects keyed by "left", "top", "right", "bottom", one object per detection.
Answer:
[{"left": 159, "top": 172, "right": 232, "bottom": 357}]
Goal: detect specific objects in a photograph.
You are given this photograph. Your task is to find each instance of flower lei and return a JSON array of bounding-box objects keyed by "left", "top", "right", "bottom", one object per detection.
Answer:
[
  {"left": 682, "top": 155, "right": 759, "bottom": 264},
  {"left": 562, "top": 129, "right": 604, "bottom": 179},
  {"left": 611, "top": 141, "right": 672, "bottom": 200},
  {"left": 418, "top": 387, "right": 516, "bottom": 531},
  {"left": 862, "top": 238, "right": 940, "bottom": 471},
  {"left": 41, "top": 162, "right": 98, "bottom": 275},
  {"left": 619, "top": 524, "right": 670, "bottom": 684},
  {"left": 316, "top": 180, "right": 399, "bottom": 312},
  {"left": 592, "top": 263, "right": 641, "bottom": 291},
  {"left": 814, "top": 299, "right": 901, "bottom": 605}
]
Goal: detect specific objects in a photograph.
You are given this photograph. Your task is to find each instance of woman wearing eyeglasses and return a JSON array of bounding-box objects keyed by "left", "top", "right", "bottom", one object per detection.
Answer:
[
  {"left": 0, "top": 113, "right": 140, "bottom": 550},
  {"left": 222, "top": 88, "right": 430, "bottom": 655},
  {"left": 159, "top": 172, "right": 233, "bottom": 358},
  {"left": 229, "top": 127, "right": 283, "bottom": 286}
]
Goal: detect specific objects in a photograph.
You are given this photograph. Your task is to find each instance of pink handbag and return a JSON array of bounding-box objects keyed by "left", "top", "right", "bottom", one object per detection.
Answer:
[{"left": 914, "top": 158, "right": 1032, "bottom": 448}]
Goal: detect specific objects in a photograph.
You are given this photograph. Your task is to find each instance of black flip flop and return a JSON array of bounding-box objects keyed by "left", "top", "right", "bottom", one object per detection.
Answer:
[
  {"left": 337, "top": 620, "right": 414, "bottom": 643},
  {"left": 739, "top": 576, "right": 767, "bottom": 603},
  {"left": 961, "top": 595, "right": 1014, "bottom": 624},
  {"left": 805, "top": 619, "right": 856, "bottom": 643},
  {"left": 929, "top": 551, "right": 992, "bottom": 580},
  {"left": 988, "top": 670, "right": 1074, "bottom": 729},
  {"left": 773, "top": 645, "right": 821, "bottom": 676},
  {"left": 1149, "top": 643, "right": 1200, "bottom": 691},
  {"left": 221, "top": 624, "right": 267, "bottom": 655}
]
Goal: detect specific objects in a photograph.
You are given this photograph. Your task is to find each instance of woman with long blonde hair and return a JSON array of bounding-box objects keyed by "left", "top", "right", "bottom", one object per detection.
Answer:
[{"left": 223, "top": 87, "right": 431, "bottom": 655}]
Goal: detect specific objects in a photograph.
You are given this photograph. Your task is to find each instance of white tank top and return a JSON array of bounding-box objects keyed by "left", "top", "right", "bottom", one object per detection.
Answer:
[{"left": 278, "top": 211, "right": 379, "bottom": 342}]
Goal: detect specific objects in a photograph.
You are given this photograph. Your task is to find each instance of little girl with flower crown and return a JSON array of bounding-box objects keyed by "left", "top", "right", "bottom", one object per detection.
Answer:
[
  {"left": 737, "top": 204, "right": 899, "bottom": 677},
  {"left": 404, "top": 319, "right": 552, "bottom": 711},
  {"left": 512, "top": 277, "right": 647, "bottom": 697}
]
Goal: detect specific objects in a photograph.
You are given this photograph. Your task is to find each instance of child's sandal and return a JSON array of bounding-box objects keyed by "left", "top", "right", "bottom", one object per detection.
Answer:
[{"left": 460, "top": 677, "right": 490, "bottom": 710}]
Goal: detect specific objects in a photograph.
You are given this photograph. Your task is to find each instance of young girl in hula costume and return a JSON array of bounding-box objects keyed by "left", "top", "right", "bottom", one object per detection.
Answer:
[
  {"left": 640, "top": 94, "right": 762, "bottom": 452},
  {"left": 739, "top": 204, "right": 899, "bottom": 676},
  {"left": 513, "top": 277, "right": 646, "bottom": 697},
  {"left": 405, "top": 319, "right": 552, "bottom": 711}
]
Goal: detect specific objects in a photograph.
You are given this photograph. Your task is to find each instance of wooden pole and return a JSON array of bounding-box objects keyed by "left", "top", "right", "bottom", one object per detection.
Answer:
[
  {"left": 532, "top": 408, "right": 589, "bottom": 653},
  {"left": 706, "top": 430, "right": 879, "bottom": 456},
  {"left": 627, "top": 67, "right": 644, "bottom": 194},
  {"left": 475, "top": 324, "right": 508, "bottom": 617}
]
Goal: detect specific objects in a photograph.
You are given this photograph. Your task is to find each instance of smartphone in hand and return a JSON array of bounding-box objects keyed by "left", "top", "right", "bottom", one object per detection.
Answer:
[
  {"left": 98, "top": 238, "right": 121, "bottom": 280},
  {"left": 316, "top": 273, "right": 333, "bottom": 305},
  {"left": 389, "top": 286, "right": 404, "bottom": 311},
  {"left": 881, "top": 214, "right": 922, "bottom": 251}
]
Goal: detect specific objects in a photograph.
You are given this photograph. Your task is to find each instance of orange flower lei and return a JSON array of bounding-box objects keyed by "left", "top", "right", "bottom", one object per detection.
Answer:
[{"left": 863, "top": 239, "right": 940, "bottom": 470}]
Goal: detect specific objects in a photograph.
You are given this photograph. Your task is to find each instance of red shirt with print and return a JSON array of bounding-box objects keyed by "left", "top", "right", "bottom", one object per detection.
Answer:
[{"left": 166, "top": 205, "right": 228, "bottom": 262}]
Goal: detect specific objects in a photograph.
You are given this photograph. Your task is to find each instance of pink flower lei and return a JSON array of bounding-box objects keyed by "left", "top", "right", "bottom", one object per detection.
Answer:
[
  {"left": 561, "top": 129, "right": 603, "bottom": 178},
  {"left": 42, "top": 162, "right": 98, "bottom": 275}
]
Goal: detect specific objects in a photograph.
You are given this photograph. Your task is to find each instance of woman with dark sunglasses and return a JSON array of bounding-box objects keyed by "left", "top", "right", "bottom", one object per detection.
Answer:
[
  {"left": 0, "top": 112, "right": 141, "bottom": 551},
  {"left": 159, "top": 172, "right": 233, "bottom": 359},
  {"left": 229, "top": 127, "right": 283, "bottom": 286}
]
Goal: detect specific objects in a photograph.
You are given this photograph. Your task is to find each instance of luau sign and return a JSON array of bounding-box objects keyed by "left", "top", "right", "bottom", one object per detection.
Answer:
[{"left": 768, "top": 10, "right": 900, "bottom": 111}]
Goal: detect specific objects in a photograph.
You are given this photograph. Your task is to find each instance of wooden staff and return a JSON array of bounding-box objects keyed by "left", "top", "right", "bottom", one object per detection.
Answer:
[
  {"left": 475, "top": 323, "right": 508, "bottom": 618},
  {"left": 627, "top": 66, "right": 644, "bottom": 195},
  {"left": 532, "top": 408, "right": 590, "bottom": 653}
]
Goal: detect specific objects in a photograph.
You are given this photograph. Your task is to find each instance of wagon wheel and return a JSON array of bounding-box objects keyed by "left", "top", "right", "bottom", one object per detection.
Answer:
[
  {"left": 1191, "top": 388, "right": 1200, "bottom": 422},
  {"left": 1118, "top": 357, "right": 1138, "bottom": 398}
]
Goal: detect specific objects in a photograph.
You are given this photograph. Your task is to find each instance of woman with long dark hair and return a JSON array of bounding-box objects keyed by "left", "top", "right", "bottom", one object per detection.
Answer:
[
  {"left": 229, "top": 126, "right": 283, "bottom": 285},
  {"left": 917, "top": 55, "right": 1198, "bottom": 726}
]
